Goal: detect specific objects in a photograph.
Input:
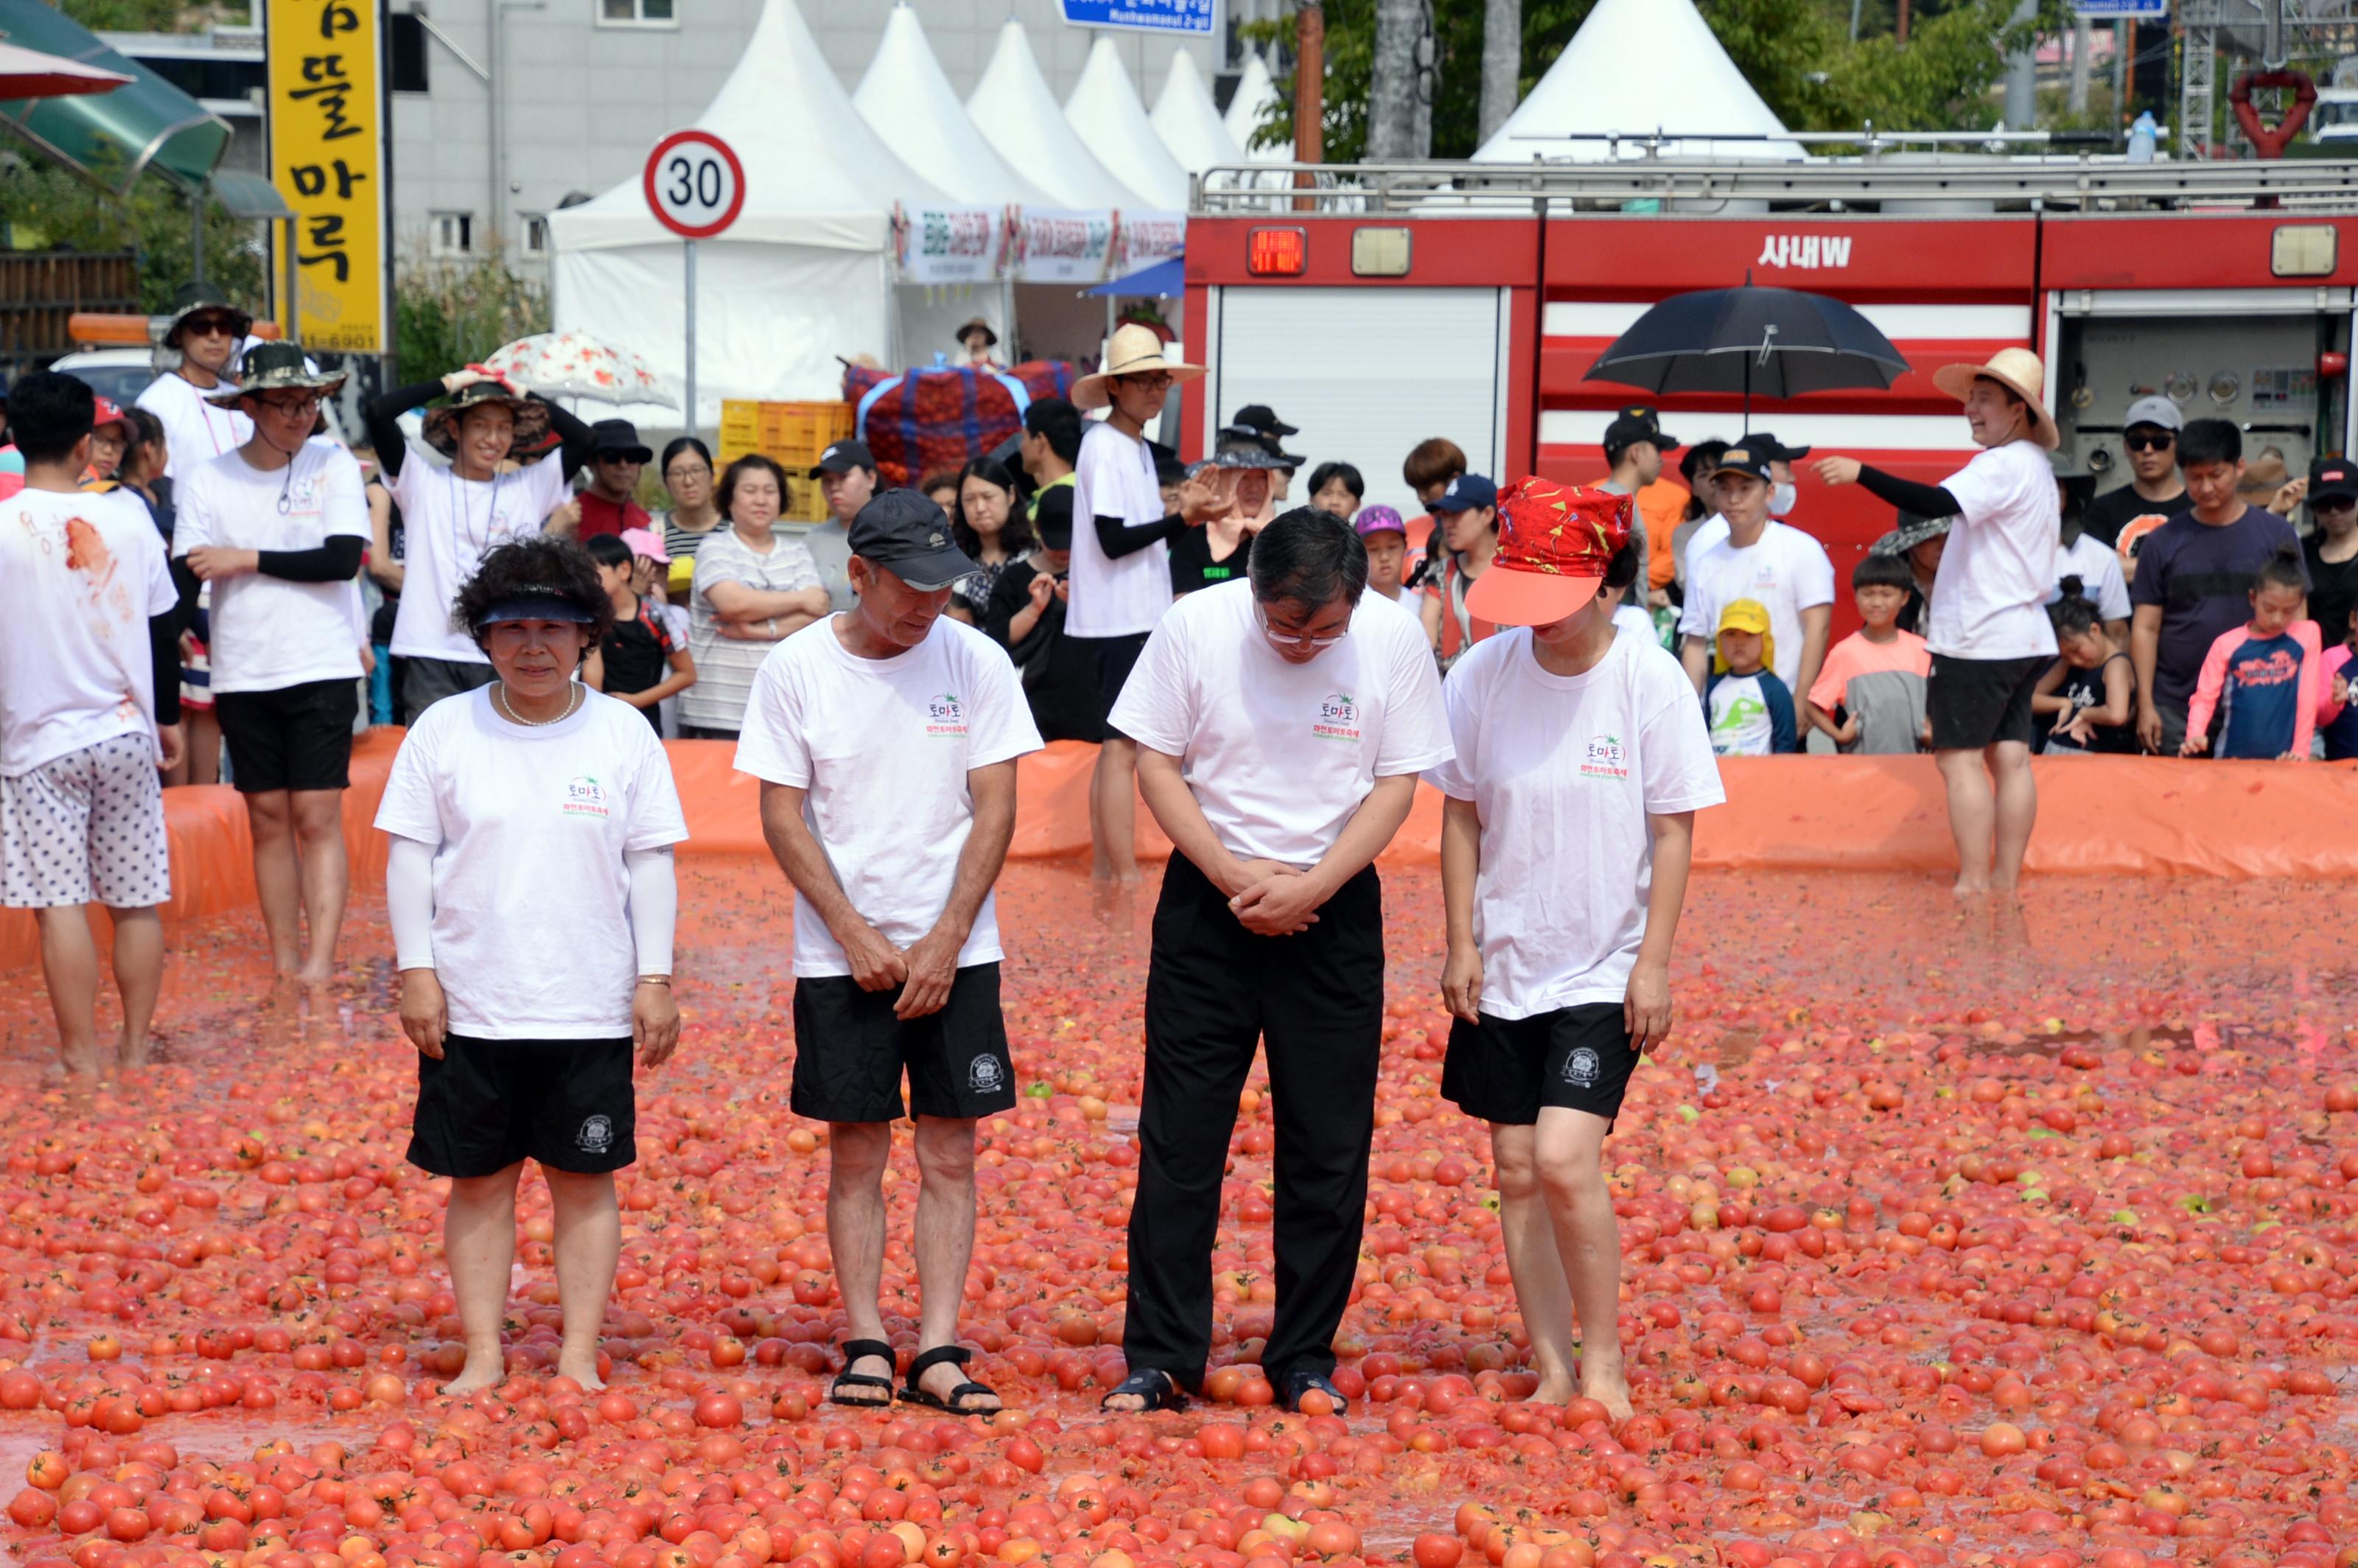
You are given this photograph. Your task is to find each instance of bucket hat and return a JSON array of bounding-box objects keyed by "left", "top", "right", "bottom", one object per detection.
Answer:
[{"left": 206, "top": 341, "right": 346, "bottom": 408}]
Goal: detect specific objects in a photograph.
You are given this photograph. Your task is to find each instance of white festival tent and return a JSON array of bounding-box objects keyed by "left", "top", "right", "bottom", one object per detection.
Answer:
[
  {"left": 1064, "top": 35, "right": 1190, "bottom": 212},
  {"left": 1222, "top": 53, "right": 1287, "bottom": 163},
  {"left": 967, "top": 21, "right": 1142, "bottom": 214},
  {"left": 1147, "top": 47, "right": 1242, "bottom": 181},
  {"left": 549, "top": 0, "right": 982, "bottom": 419},
  {"left": 853, "top": 4, "right": 1056, "bottom": 357},
  {"left": 1472, "top": 0, "right": 1806, "bottom": 163}
]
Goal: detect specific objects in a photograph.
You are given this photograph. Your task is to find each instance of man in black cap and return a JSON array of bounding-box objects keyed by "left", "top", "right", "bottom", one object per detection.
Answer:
[
  {"left": 135, "top": 283, "right": 256, "bottom": 480},
  {"left": 735, "top": 487, "right": 1043, "bottom": 1418},
  {"left": 1589, "top": 407, "right": 1685, "bottom": 603},
  {"left": 554, "top": 420, "right": 654, "bottom": 542},
  {"left": 805, "top": 439, "right": 878, "bottom": 613}
]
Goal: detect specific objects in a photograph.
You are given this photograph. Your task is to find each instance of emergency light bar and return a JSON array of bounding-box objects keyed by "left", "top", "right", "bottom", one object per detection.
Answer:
[
  {"left": 70, "top": 312, "right": 283, "bottom": 348},
  {"left": 1246, "top": 228, "right": 1307, "bottom": 277}
]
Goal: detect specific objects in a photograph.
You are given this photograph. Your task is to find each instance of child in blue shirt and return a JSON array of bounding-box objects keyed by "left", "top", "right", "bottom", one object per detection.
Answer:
[{"left": 1705, "top": 598, "right": 1798, "bottom": 755}]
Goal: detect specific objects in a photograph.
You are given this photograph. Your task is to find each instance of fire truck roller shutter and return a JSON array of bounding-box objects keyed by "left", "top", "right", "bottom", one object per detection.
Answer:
[{"left": 1204, "top": 286, "right": 1512, "bottom": 521}]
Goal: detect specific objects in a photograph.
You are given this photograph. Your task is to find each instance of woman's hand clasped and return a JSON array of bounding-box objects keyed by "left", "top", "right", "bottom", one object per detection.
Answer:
[{"left": 399, "top": 970, "right": 449, "bottom": 1060}]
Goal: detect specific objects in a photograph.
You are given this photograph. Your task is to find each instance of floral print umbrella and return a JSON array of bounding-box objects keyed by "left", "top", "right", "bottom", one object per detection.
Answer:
[{"left": 481, "top": 331, "right": 675, "bottom": 407}]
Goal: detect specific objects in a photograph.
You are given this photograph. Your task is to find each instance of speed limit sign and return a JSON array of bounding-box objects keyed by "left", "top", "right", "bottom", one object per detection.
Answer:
[{"left": 643, "top": 129, "right": 746, "bottom": 239}]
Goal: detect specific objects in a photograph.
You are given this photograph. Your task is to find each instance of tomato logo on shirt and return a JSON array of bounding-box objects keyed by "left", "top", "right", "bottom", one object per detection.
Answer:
[
  {"left": 1581, "top": 733, "right": 1629, "bottom": 780},
  {"left": 926, "top": 693, "right": 968, "bottom": 737},
  {"left": 1313, "top": 693, "right": 1360, "bottom": 742},
  {"left": 562, "top": 776, "right": 611, "bottom": 818}
]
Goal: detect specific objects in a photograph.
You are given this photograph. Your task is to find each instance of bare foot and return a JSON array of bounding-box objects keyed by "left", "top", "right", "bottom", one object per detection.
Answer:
[
  {"left": 440, "top": 1349, "right": 505, "bottom": 1396},
  {"left": 58, "top": 1043, "right": 102, "bottom": 1081},
  {"left": 116, "top": 1033, "right": 151, "bottom": 1071},
  {"left": 1582, "top": 1365, "right": 1635, "bottom": 1423},
  {"left": 1952, "top": 878, "right": 1992, "bottom": 898},
  {"left": 1532, "top": 1371, "right": 1577, "bottom": 1406},
  {"left": 555, "top": 1348, "right": 604, "bottom": 1392}
]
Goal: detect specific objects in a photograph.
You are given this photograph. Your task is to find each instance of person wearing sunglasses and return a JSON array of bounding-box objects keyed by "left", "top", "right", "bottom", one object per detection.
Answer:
[
  {"left": 2082, "top": 396, "right": 2186, "bottom": 550},
  {"left": 134, "top": 284, "right": 257, "bottom": 483},
  {"left": 173, "top": 343, "right": 369, "bottom": 985},
  {"left": 2301, "top": 457, "right": 2358, "bottom": 666},
  {"left": 1100, "top": 507, "right": 1450, "bottom": 1418}
]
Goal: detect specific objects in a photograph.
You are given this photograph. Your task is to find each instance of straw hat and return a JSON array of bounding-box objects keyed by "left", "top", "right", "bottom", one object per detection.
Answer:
[
  {"left": 1073, "top": 323, "right": 1204, "bottom": 411},
  {"left": 1931, "top": 348, "right": 2060, "bottom": 451}
]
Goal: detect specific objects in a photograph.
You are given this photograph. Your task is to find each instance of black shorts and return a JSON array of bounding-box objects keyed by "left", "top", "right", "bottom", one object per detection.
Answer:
[
  {"left": 1441, "top": 1002, "right": 1637, "bottom": 1127},
  {"left": 402, "top": 656, "right": 495, "bottom": 719},
  {"left": 1926, "top": 654, "right": 2047, "bottom": 752},
  {"left": 1074, "top": 632, "right": 1152, "bottom": 732},
  {"left": 790, "top": 962, "right": 1017, "bottom": 1123},
  {"left": 407, "top": 1034, "right": 636, "bottom": 1178},
  {"left": 214, "top": 678, "right": 359, "bottom": 794}
]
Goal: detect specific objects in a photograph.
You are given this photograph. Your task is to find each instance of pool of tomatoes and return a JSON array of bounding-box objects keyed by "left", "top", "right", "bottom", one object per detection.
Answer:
[{"left": 3, "top": 861, "right": 2358, "bottom": 1568}]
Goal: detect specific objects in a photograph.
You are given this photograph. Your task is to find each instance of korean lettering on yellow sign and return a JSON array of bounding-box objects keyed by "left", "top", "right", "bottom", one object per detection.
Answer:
[{"left": 267, "top": 0, "right": 388, "bottom": 354}]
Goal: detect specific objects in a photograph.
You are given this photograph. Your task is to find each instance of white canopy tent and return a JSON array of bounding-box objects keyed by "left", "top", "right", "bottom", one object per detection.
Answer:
[
  {"left": 1064, "top": 35, "right": 1189, "bottom": 211},
  {"left": 1222, "top": 53, "right": 1287, "bottom": 162},
  {"left": 1148, "top": 47, "right": 1242, "bottom": 179},
  {"left": 1472, "top": 0, "right": 1806, "bottom": 162},
  {"left": 549, "top": 0, "right": 965, "bottom": 422},
  {"left": 853, "top": 4, "right": 1055, "bottom": 360},
  {"left": 966, "top": 21, "right": 1142, "bottom": 213}
]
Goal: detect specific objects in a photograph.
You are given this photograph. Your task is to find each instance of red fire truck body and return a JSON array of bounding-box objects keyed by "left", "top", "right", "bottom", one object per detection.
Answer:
[{"left": 1180, "top": 161, "right": 2358, "bottom": 629}]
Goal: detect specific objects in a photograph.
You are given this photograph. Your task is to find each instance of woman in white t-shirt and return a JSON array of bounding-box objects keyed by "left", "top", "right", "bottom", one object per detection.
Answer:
[
  {"left": 378, "top": 536, "right": 688, "bottom": 1396},
  {"left": 1428, "top": 479, "right": 1722, "bottom": 1422}
]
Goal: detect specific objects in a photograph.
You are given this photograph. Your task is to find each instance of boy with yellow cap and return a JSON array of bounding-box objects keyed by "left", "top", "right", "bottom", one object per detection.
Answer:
[{"left": 1704, "top": 600, "right": 1797, "bottom": 755}]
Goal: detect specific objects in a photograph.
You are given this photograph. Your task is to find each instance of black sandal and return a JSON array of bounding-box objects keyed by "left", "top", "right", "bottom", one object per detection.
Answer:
[
  {"left": 1280, "top": 1368, "right": 1348, "bottom": 1415},
  {"left": 898, "top": 1345, "right": 999, "bottom": 1414},
  {"left": 830, "top": 1339, "right": 898, "bottom": 1407},
  {"left": 1100, "top": 1368, "right": 1187, "bottom": 1413}
]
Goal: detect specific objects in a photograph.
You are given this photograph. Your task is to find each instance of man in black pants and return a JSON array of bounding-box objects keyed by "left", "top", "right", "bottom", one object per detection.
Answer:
[{"left": 1102, "top": 508, "right": 1451, "bottom": 1414}]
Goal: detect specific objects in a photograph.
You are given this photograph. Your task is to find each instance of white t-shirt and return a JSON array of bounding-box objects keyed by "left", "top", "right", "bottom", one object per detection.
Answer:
[
  {"left": 1612, "top": 603, "right": 1657, "bottom": 643},
  {"left": 1929, "top": 440, "right": 2061, "bottom": 660},
  {"left": 134, "top": 372, "right": 251, "bottom": 480},
  {"left": 374, "top": 687, "right": 688, "bottom": 1038},
  {"left": 1683, "top": 511, "right": 1729, "bottom": 571},
  {"left": 1109, "top": 578, "right": 1453, "bottom": 867},
  {"left": 733, "top": 616, "right": 1043, "bottom": 979},
  {"left": 174, "top": 443, "right": 370, "bottom": 693},
  {"left": 1677, "top": 520, "right": 1837, "bottom": 690},
  {"left": 1393, "top": 586, "right": 1423, "bottom": 614},
  {"left": 386, "top": 439, "right": 570, "bottom": 662},
  {"left": 1427, "top": 628, "right": 1723, "bottom": 1019},
  {"left": 0, "top": 487, "right": 179, "bottom": 777},
  {"left": 2052, "top": 529, "right": 2132, "bottom": 623},
  {"left": 1067, "top": 421, "right": 1171, "bottom": 638},
  {"left": 685, "top": 527, "right": 823, "bottom": 734}
]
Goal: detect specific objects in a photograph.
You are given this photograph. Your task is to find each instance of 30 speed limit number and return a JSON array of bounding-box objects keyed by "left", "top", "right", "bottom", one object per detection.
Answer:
[{"left": 642, "top": 130, "right": 746, "bottom": 239}]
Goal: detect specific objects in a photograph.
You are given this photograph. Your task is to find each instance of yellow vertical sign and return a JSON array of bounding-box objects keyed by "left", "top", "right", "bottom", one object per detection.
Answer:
[{"left": 266, "top": 0, "right": 388, "bottom": 354}]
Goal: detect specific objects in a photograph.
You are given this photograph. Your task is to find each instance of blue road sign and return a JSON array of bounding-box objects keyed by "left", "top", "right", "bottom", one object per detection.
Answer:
[
  {"left": 2073, "top": 0, "right": 2166, "bottom": 15},
  {"left": 1059, "top": 0, "right": 1214, "bottom": 35}
]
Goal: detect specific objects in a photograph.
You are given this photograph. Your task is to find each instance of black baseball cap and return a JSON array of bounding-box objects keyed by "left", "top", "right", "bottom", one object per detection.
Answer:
[
  {"left": 810, "top": 439, "right": 877, "bottom": 479},
  {"left": 848, "top": 488, "right": 980, "bottom": 591},
  {"left": 1742, "top": 430, "right": 1811, "bottom": 462},
  {"left": 1710, "top": 444, "right": 1776, "bottom": 483},
  {"left": 1232, "top": 403, "right": 1298, "bottom": 438},
  {"left": 2311, "top": 455, "right": 2358, "bottom": 504},
  {"left": 1428, "top": 473, "right": 1498, "bottom": 513},
  {"left": 1032, "top": 484, "right": 1074, "bottom": 550},
  {"left": 1609, "top": 405, "right": 1679, "bottom": 452}
]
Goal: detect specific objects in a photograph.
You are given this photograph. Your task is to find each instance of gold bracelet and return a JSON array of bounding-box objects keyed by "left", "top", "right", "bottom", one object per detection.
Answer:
[{"left": 637, "top": 976, "right": 672, "bottom": 987}]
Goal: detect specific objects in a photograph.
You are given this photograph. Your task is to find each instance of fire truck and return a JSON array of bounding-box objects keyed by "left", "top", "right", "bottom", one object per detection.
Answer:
[{"left": 1178, "top": 155, "right": 2358, "bottom": 614}]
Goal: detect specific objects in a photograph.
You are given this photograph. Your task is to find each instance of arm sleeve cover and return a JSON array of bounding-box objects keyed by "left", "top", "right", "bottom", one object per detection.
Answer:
[
  {"left": 256, "top": 535, "right": 364, "bottom": 583},
  {"left": 386, "top": 836, "right": 436, "bottom": 970},
  {"left": 625, "top": 847, "right": 678, "bottom": 976},
  {"left": 363, "top": 382, "right": 449, "bottom": 478},
  {"left": 149, "top": 612, "right": 181, "bottom": 726},
  {"left": 1095, "top": 511, "right": 1189, "bottom": 559},
  {"left": 1855, "top": 466, "right": 1961, "bottom": 519}
]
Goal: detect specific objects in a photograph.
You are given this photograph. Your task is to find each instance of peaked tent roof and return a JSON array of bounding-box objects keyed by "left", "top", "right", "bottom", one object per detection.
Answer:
[
  {"left": 1063, "top": 35, "right": 1189, "bottom": 211},
  {"left": 1222, "top": 52, "right": 1287, "bottom": 163},
  {"left": 965, "top": 21, "right": 1140, "bottom": 212},
  {"left": 1148, "top": 47, "right": 1242, "bottom": 176},
  {"left": 550, "top": 0, "right": 952, "bottom": 253},
  {"left": 1472, "top": 0, "right": 1805, "bottom": 163},
  {"left": 853, "top": 4, "right": 1055, "bottom": 208}
]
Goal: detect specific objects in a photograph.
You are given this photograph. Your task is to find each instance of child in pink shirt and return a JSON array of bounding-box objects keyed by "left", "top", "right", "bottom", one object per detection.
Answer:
[
  {"left": 2183, "top": 546, "right": 2321, "bottom": 760},
  {"left": 1806, "top": 553, "right": 1931, "bottom": 754}
]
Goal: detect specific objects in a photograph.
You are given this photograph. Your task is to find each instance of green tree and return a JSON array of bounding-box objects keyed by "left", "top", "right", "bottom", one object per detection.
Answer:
[
  {"left": 1250, "top": 0, "right": 2069, "bottom": 161},
  {"left": 0, "top": 158, "right": 266, "bottom": 314},
  {"left": 56, "top": 0, "right": 249, "bottom": 34},
  {"left": 392, "top": 250, "right": 549, "bottom": 385}
]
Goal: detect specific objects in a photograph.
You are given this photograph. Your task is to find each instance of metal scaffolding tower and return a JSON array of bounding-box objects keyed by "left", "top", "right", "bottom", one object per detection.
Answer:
[{"left": 2183, "top": 0, "right": 2358, "bottom": 161}]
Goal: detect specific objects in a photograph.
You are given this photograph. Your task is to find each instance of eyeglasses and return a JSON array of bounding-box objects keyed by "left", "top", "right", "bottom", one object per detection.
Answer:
[
  {"left": 1255, "top": 601, "right": 1348, "bottom": 650},
  {"left": 665, "top": 464, "right": 710, "bottom": 481},
  {"left": 1119, "top": 372, "right": 1174, "bottom": 391},
  {"left": 259, "top": 393, "right": 323, "bottom": 416},
  {"left": 2123, "top": 432, "right": 2175, "bottom": 453}
]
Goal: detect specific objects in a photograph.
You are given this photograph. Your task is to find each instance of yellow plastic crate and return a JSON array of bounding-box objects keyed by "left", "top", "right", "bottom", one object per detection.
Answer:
[{"left": 719, "top": 399, "right": 854, "bottom": 467}]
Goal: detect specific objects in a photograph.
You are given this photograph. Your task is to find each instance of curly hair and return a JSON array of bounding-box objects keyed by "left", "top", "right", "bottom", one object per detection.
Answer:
[{"left": 449, "top": 534, "right": 615, "bottom": 648}]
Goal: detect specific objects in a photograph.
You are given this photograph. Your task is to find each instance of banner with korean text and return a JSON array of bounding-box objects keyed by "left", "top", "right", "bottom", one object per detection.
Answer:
[{"left": 266, "top": 0, "right": 391, "bottom": 354}]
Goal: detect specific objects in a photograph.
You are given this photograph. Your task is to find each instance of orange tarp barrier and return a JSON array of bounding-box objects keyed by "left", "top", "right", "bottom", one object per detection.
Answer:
[{"left": 6, "top": 734, "right": 2352, "bottom": 973}]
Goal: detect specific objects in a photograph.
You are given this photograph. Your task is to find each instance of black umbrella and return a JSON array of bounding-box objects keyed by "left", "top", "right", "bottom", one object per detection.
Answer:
[{"left": 1585, "top": 285, "right": 1909, "bottom": 430}]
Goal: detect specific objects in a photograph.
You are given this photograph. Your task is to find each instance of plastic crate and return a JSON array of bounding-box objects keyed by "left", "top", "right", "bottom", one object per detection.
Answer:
[{"left": 718, "top": 399, "right": 854, "bottom": 469}]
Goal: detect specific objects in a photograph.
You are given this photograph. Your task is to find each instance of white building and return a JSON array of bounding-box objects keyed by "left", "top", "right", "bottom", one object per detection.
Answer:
[{"left": 385, "top": 0, "right": 1228, "bottom": 276}]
